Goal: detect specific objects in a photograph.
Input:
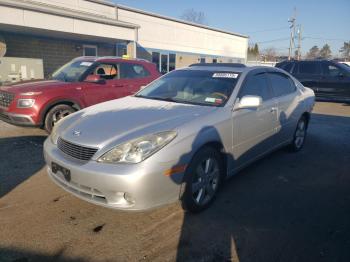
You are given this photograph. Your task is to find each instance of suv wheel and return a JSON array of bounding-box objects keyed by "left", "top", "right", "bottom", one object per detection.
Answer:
[
  {"left": 182, "top": 146, "right": 223, "bottom": 213},
  {"left": 44, "top": 104, "right": 75, "bottom": 133}
]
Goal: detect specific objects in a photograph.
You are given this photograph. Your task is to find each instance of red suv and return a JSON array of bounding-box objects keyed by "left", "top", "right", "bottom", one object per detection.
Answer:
[{"left": 0, "top": 57, "right": 160, "bottom": 132}]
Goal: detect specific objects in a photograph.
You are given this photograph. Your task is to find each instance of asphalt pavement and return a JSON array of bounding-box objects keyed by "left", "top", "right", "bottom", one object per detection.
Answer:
[{"left": 0, "top": 102, "right": 349, "bottom": 262}]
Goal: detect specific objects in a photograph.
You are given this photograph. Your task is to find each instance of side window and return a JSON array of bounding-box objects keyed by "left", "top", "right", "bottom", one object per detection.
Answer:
[
  {"left": 298, "top": 61, "right": 321, "bottom": 75},
  {"left": 268, "top": 72, "right": 296, "bottom": 97},
  {"left": 93, "top": 63, "right": 118, "bottom": 80},
  {"left": 120, "top": 63, "right": 150, "bottom": 79},
  {"left": 322, "top": 63, "right": 342, "bottom": 77},
  {"left": 239, "top": 73, "right": 273, "bottom": 101}
]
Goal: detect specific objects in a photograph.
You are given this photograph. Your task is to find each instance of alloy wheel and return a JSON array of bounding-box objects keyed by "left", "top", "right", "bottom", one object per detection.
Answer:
[{"left": 191, "top": 157, "right": 220, "bottom": 206}]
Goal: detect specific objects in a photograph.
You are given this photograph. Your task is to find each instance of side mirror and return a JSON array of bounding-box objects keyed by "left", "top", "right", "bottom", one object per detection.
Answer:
[
  {"left": 84, "top": 75, "right": 106, "bottom": 84},
  {"left": 236, "top": 95, "right": 262, "bottom": 110}
]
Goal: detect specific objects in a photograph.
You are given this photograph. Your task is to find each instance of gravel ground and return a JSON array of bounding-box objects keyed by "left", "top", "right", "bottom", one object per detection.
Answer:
[{"left": 0, "top": 102, "right": 349, "bottom": 262}]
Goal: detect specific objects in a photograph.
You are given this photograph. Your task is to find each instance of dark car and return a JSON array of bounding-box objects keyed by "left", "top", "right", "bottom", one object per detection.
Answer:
[
  {"left": 0, "top": 57, "right": 160, "bottom": 132},
  {"left": 275, "top": 60, "right": 350, "bottom": 101}
]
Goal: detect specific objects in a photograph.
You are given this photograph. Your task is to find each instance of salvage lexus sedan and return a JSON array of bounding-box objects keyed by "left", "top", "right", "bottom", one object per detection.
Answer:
[{"left": 44, "top": 64, "right": 315, "bottom": 212}]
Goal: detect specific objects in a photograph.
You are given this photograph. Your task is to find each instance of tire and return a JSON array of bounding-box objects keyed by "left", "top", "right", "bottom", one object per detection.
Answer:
[
  {"left": 288, "top": 115, "right": 308, "bottom": 152},
  {"left": 182, "top": 146, "right": 224, "bottom": 213},
  {"left": 44, "top": 104, "right": 75, "bottom": 133}
]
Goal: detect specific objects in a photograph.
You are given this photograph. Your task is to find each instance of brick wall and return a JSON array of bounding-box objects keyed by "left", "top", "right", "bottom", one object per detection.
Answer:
[{"left": 2, "top": 32, "right": 116, "bottom": 77}]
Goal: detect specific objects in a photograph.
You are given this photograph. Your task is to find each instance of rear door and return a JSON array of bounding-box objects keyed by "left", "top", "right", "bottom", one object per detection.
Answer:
[
  {"left": 319, "top": 61, "right": 350, "bottom": 100},
  {"left": 267, "top": 71, "right": 300, "bottom": 144},
  {"left": 294, "top": 61, "right": 322, "bottom": 95},
  {"left": 119, "top": 62, "right": 155, "bottom": 94},
  {"left": 232, "top": 70, "right": 278, "bottom": 168}
]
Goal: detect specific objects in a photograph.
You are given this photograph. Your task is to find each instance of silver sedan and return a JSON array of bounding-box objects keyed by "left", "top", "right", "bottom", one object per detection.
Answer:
[{"left": 44, "top": 64, "right": 315, "bottom": 212}]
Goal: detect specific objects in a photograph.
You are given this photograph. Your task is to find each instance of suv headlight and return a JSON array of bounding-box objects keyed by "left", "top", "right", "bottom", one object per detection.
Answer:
[
  {"left": 17, "top": 99, "right": 35, "bottom": 108},
  {"left": 98, "top": 131, "right": 177, "bottom": 164}
]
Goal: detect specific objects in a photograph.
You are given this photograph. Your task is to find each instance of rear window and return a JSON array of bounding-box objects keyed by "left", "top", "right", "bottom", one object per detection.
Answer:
[
  {"left": 276, "top": 62, "right": 293, "bottom": 73},
  {"left": 268, "top": 72, "right": 296, "bottom": 97},
  {"left": 298, "top": 61, "right": 321, "bottom": 75},
  {"left": 120, "top": 63, "right": 150, "bottom": 79}
]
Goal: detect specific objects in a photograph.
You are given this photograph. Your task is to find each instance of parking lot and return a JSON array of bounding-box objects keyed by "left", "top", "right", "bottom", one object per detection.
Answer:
[{"left": 0, "top": 101, "right": 350, "bottom": 262}]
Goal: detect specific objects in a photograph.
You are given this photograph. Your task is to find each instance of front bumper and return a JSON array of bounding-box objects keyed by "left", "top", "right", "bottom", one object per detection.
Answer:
[
  {"left": 43, "top": 138, "right": 184, "bottom": 211},
  {"left": 0, "top": 109, "right": 37, "bottom": 126}
]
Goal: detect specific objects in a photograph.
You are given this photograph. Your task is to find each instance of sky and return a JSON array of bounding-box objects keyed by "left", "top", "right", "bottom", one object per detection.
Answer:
[{"left": 113, "top": 0, "right": 350, "bottom": 57}]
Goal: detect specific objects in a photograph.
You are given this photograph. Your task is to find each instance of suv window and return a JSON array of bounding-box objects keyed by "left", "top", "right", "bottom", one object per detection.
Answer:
[
  {"left": 120, "top": 63, "right": 150, "bottom": 79},
  {"left": 268, "top": 72, "right": 296, "bottom": 97},
  {"left": 239, "top": 73, "right": 273, "bottom": 101},
  {"left": 276, "top": 62, "right": 294, "bottom": 73},
  {"left": 94, "top": 63, "right": 118, "bottom": 80},
  {"left": 322, "top": 63, "right": 343, "bottom": 77},
  {"left": 298, "top": 61, "right": 321, "bottom": 75}
]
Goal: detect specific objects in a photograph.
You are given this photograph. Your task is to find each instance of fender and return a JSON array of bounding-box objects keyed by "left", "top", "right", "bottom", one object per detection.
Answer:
[{"left": 39, "top": 98, "right": 84, "bottom": 125}]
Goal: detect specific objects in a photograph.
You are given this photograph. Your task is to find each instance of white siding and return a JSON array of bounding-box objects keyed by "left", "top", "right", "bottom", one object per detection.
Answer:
[
  {"left": 31, "top": 0, "right": 116, "bottom": 19},
  {"left": 0, "top": 5, "right": 135, "bottom": 41},
  {"left": 118, "top": 9, "right": 248, "bottom": 59}
]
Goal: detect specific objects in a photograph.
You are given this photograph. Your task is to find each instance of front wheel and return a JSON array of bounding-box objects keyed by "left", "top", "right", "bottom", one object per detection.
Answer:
[
  {"left": 44, "top": 104, "right": 75, "bottom": 133},
  {"left": 289, "top": 116, "right": 308, "bottom": 152},
  {"left": 182, "top": 147, "right": 223, "bottom": 213}
]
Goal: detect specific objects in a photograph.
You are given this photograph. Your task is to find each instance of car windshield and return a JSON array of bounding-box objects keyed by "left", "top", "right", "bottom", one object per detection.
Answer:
[
  {"left": 135, "top": 70, "right": 239, "bottom": 107},
  {"left": 51, "top": 60, "right": 94, "bottom": 82}
]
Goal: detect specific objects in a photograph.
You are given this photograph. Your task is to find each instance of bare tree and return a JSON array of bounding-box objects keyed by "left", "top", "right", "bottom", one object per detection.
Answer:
[
  {"left": 262, "top": 48, "right": 277, "bottom": 61},
  {"left": 180, "top": 8, "right": 208, "bottom": 25},
  {"left": 340, "top": 41, "right": 350, "bottom": 60},
  {"left": 306, "top": 45, "right": 319, "bottom": 59},
  {"left": 319, "top": 44, "right": 332, "bottom": 59}
]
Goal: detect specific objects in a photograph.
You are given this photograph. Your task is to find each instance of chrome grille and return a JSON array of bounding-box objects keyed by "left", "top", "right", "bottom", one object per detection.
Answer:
[
  {"left": 57, "top": 137, "right": 98, "bottom": 161},
  {"left": 0, "top": 91, "right": 15, "bottom": 108}
]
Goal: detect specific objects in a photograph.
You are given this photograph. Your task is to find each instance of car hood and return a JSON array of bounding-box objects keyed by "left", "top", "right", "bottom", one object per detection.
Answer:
[
  {"left": 58, "top": 96, "right": 217, "bottom": 148},
  {"left": 0, "top": 80, "right": 70, "bottom": 93}
]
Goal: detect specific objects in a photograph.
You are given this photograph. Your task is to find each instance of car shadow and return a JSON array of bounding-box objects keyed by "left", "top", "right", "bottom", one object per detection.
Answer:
[
  {"left": 172, "top": 112, "right": 350, "bottom": 261},
  {"left": 0, "top": 247, "right": 84, "bottom": 262},
  {"left": 0, "top": 136, "right": 47, "bottom": 198}
]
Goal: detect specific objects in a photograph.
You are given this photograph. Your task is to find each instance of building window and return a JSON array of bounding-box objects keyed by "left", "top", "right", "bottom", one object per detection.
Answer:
[
  {"left": 116, "top": 43, "right": 127, "bottom": 57},
  {"left": 83, "top": 45, "right": 97, "bottom": 56},
  {"left": 169, "top": 54, "right": 176, "bottom": 71},
  {"left": 200, "top": 58, "right": 206, "bottom": 63},
  {"left": 213, "top": 58, "right": 217, "bottom": 63},
  {"left": 152, "top": 52, "right": 160, "bottom": 72}
]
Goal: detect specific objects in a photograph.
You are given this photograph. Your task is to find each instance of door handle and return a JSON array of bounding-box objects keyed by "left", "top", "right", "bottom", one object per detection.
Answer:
[
  {"left": 270, "top": 107, "right": 277, "bottom": 113},
  {"left": 112, "top": 84, "right": 124, "bottom": 88}
]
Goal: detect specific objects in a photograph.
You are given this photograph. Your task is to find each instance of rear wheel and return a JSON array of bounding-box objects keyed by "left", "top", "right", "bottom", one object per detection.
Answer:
[
  {"left": 289, "top": 116, "right": 308, "bottom": 152},
  {"left": 44, "top": 104, "right": 75, "bottom": 133},
  {"left": 182, "top": 147, "right": 223, "bottom": 213}
]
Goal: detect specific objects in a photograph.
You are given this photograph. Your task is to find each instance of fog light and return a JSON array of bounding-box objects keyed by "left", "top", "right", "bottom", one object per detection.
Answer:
[{"left": 124, "top": 192, "right": 135, "bottom": 204}]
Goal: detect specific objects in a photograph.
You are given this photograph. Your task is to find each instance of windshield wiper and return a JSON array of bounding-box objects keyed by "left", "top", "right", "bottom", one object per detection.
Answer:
[{"left": 136, "top": 95, "right": 178, "bottom": 102}]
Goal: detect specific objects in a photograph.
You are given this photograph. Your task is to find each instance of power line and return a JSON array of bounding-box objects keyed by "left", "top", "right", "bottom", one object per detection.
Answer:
[
  {"left": 246, "top": 27, "right": 290, "bottom": 34},
  {"left": 303, "top": 36, "right": 348, "bottom": 42},
  {"left": 255, "top": 37, "right": 290, "bottom": 44}
]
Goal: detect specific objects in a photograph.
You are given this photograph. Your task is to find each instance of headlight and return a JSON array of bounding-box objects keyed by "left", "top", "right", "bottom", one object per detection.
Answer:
[
  {"left": 17, "top": 99, "right": 35, "bottom": 108},
  {"left": 50, "top": 125, "right": 59, "bottom": 144},
  {"left": 98, "top": 131, "right": 177, "bottom": 164}
]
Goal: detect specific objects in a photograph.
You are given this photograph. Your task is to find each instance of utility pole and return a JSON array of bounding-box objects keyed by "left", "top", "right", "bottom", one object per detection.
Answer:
[
  {"left": 297, "top": 24, "right": 302, "bottom": 60},
  {"left": 288, "top": 8, "right": 296, "bottom": 60}
]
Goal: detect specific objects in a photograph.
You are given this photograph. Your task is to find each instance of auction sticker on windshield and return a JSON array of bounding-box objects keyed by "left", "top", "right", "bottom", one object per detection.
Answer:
[{"left": 212, "top": 73, "right": 238, "bottom": 78}]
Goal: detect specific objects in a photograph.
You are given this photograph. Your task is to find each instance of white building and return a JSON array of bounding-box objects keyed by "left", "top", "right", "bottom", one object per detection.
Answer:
[{"left": 0, "top": 0, "right": 248, "bottom": 77}]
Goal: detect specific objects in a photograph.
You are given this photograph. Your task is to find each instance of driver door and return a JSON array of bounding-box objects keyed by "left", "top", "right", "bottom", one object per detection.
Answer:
[
  {"left": 82, "top": 63, "right": 126, "bottom": 106},
  {"left": 231, "top": 70, "right": 278, "bottom": 170}
]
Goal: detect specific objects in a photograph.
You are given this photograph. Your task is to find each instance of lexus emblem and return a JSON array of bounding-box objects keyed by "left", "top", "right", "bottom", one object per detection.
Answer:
[{"left": 73, "top": 130, "right": 81, "bottom": 136}]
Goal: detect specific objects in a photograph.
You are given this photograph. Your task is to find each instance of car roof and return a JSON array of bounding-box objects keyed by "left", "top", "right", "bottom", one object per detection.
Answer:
[
  {"left": 184, "top": 64, "right": 279, "bottom": 73},
  {"left": 73, "top": 56, "right": 151, "bottom": 64}
]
